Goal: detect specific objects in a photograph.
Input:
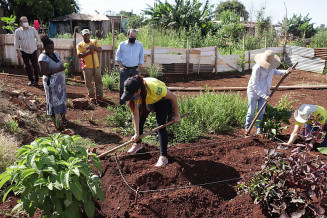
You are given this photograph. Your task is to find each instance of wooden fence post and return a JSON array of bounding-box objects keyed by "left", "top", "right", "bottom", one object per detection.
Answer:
[
  {"left": 215, "top": 45, "right": 218, "bottom": 74},
  {"left": 151, "top": 34, "right": 155, "bottom": 66},
  {"left": 186, "top": 38, "right": 189, "bottom": 75},
  {"left": 73, "top": 27, "right": 78, "bottom": 72},
  {"left": 111, "top": 19, "right": 115, "bottom": 70},
  {"left": 243, "top": 35, "right": 246, "bottom": 51},
  {"left": 265, "top": 33, "right": 268, "bottom": 49},
  {"left": 248, "top": 51, "right": 251, "bottom": 70}
]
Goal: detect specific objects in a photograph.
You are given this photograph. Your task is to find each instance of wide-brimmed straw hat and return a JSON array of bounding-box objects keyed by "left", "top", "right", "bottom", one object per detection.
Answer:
[
  {"left": 254, "top": 50, "right": 281, "bottom": 69},
  {"left": 294, "top": 104, "right": 317, "bottom": 123}
]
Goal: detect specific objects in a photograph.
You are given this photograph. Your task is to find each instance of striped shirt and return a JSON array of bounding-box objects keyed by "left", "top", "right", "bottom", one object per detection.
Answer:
[{"left": 14, "top": 27, "right": 40, "bottom": 54}]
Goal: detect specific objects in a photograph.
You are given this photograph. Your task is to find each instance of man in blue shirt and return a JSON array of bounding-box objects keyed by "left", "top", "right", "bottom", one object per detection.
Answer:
[{"left": 116, "top": 29, "right": 144, "bottom": 105}]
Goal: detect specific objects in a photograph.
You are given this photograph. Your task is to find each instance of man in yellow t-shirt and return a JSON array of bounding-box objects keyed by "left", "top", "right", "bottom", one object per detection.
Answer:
[
  {"left": 77, "top": 29, "right": 103, "bottom": 100},
  {"left": 283, "top": 104, "right": 327, "bottom": 147}
]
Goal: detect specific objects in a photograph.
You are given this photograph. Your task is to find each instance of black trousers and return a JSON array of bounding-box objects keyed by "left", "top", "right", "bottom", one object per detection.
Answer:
[
  {"left": 21, "top": 50, "right": 40, "bottom": 83},
  {"left": 138, "top": 98, "right": 173, "bottom": 156}
]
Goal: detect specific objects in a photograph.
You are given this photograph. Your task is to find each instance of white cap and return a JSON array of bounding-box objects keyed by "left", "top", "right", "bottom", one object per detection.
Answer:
[
  {"left": 82, "top": 29, "right": 90, "bottom": 35},
  {"left": 294, "top": 104, "right": 317, "bottom": 123}
]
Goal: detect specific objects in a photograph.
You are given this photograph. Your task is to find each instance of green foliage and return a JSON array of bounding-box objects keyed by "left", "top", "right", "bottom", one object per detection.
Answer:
[
  {"left": 102, "top": 68, "right": 120, "bottom": 91},
  {"left": 217, "top": 10, "right": 244, "bottom": 42},
  {"left": 145, "top": 64, "right": 164, "bottom": 79},
  {"left": 127, "top": 15, "right": 147, "bottom": 29},
  {"left": 238, "top": 148, "right": 327, "bottom": 217},
  {"left": 105, "top": 92, "right": 247, "bottom": 143},
  {"left": 64, "top": 57, "right": 75, "bottom": 78},
  {"left": 311, "top": 28, "right": 327, "bottom": 48},
  {"left": 5, "top": 120, "right": 19, "bottom": 134},
  {"left": 143, "top": 0, "right": 214, "bottom": 36},
  {"left": 256, "top": 7, "right": 271, "bottom": 35},
  {"left": 0, "top": 134, "right": 104, "bottom": 217},
  {"left": 262, "top": 95, "right": 293, "bottom": 138},
  {"left": 280, "top": 13, "right": 316, "bottom": 39},
  {"left": 215, "top": 0, "right": 249, "bottom": 21},
  {"left": 0, "top": 15, "right": 18, "bottom": 33},
  {"left": 237, "top": 51, "right": 246, "bottom": 71},
  {"left": 1, "top": 0, "right": 79, "bottom": 23}
]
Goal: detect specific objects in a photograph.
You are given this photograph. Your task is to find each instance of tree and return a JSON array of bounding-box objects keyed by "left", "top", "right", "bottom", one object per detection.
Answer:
[
  {"left": 143, "top": 0, "right": 214, "bottom": 35},
  {"left": 256, "top": 7, "right": 271, "bottom": 35},
  {"left": 215, "top": 0, "right": 249, "bottom": 21},
  {"left": 279, "top": 13, "right": 316, "bottom": 38},
  {"left": 0, "top": 0, "right": 79, "bottom": 24}
]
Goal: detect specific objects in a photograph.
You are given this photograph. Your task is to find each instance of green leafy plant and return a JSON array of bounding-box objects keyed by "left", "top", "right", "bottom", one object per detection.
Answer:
[
  {"left": 262, "top": 96, "right": 293, "bottom": 138},
  {"left": 102, "top": 69, "right": 120, "bottom": 91},
  {"left": 64, "top": 57, "right": 75, "bottom": 78},
  {"left": 1, "top": 15, "right": 18, "bottom": 33},
  {"left": 4, "top": 120, "right": 19, "bottom": 134},
  {"left": 0, "top": 134, "right": 104, "bottom": 217},
  {"left": 237, "top": 51, "right": 246, "bottom": 72},
  {"left": 238, "top": 146, "right": 327, "bottom": 217},
  {"left": 145, "top": 64, "right": 164, "bottom": 78},
  {"left": 53, "top": 114, "right": 64, "bottom": 131}
]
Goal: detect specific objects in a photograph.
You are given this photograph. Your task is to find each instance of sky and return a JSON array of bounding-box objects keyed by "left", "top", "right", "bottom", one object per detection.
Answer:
[{"left": 77, "top": 0, "right": 326, "bottom": 27}]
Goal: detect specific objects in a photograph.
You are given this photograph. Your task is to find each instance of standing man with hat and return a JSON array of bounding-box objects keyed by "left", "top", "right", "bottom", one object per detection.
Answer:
[
  {"left": 77, "top": 29, "right": 104, "bottom": 102},
  {"left": 14, "top": 16, "right": 40, "bottom": 86},
  {"left": 116, "top": 29, "right": 144, "bottom": 105},
  {"left": 245, "top": 50, "right": 288, "bottom": 134},
  {"left": 283, "top": 104, "right": 327, "bottom": 147}
]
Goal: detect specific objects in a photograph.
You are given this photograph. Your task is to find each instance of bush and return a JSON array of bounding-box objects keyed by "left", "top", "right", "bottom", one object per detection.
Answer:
[
  {"left": 262, "top": 95, "right": 293, "bottom": 138},
  {"left": 238, "top": 147, "right": 327, "bottom": 217},
  {"left": 0, "top": 131, "right": 19, "bottom": 172},
  {"left": 145, "top": 64, "right": 164, "bottom": 79},
  {"left": 105, "top": 92, "right": 247, "bottom": 143},
  {"left": 64, "top": 57, "right": 75, "bottom": 78},
  {"left": 102, "top": 69, "right": 120, "bottom": 91},
  {"left": 0, "top": 134, "right": 104, "bottom": 217}
]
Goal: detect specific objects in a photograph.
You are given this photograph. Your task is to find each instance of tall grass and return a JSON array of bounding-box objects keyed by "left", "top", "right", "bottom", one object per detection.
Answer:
[
  {"left": 0, "top": 131, "right": 19, "bottom": 172},
  {"left": 311, "top": 29, "right": 327, "bottom": 48},
  {"left": 105, "top": 92, "right": 247, "bottom": 143}
]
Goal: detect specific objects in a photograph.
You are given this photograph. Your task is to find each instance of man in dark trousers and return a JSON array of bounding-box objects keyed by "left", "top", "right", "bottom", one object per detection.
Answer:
[
  {"left": 14, "top": 16, "right": 40, "bottom": 86},
  {"left": 116, "top": 29, "right": 144, "bottom": 105}
]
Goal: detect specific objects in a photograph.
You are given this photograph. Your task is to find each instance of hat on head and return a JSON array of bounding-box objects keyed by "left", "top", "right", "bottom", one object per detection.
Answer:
[
  {"left": 121, "top": 76, "right": 142, "bottom": 101},
  {"left": 254, "top": 50, "right": 281, "bottom": 69},
  {"left": 294, "top": 104, "right": 317, "bottom": 123},
  {"left": 82, "top": 29, "right": 90, "bottom": 35}
]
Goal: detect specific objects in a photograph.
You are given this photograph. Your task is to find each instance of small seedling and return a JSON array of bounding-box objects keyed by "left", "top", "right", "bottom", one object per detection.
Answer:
[{"left": 5, "top": 120, "right": 19, "bottom": 134}]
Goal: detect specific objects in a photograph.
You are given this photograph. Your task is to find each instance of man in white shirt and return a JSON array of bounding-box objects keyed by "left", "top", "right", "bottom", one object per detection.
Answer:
[
  {"left": 245, "top": 50, "right": 287, "bottom": 134},
  {"left": 14, "top": 16, "right": 40, "bottom": 86}
]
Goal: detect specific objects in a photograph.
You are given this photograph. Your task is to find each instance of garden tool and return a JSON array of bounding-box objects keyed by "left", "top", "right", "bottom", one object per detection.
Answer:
[
  {"left": 97, "top": 112, "right": 190, "bottom": 159},
  {"left": 245, "top": 62, "right": 298, "bottom": 136}
]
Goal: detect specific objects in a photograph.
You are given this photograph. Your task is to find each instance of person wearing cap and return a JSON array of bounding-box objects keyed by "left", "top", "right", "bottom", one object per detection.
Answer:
[
  {"left": 121, "top": 75, "right": 181, "bottom": 167},
  {"left": 116, "top": 29, "right": 144, "bottom": 105},
  {"left": 77, "top": 29, "right": 104, "bottom": 101},
  {"left": 14, "top": 16, "right": 41, "bottom": 86},
  {"left": 282, "top": 104, "right": 327, "bottom": 147},
  {"left": 245, "top": 50, "right": 289, "bottom": 134}
]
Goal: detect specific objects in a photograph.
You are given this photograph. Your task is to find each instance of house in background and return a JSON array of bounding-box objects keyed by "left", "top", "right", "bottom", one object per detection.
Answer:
[{"left": 49, "top": 13, "right": 125, "bottom": 38}]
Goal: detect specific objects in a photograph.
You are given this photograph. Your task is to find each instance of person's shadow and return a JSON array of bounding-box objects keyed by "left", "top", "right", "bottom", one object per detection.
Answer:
[
  {"left": 173, "top": 157, "right": 240, "bottom": 200},
  {"left": 66, "top": 122, "right": 122, "bottom": 145}
]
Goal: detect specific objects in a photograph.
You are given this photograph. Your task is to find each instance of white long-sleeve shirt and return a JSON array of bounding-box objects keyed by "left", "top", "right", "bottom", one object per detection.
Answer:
[
  {"left": 14, "top": 27, "right": 40, "bottom": 54},
  {"left": 247, "top": 64, "right": 286, "bottom": 99}
]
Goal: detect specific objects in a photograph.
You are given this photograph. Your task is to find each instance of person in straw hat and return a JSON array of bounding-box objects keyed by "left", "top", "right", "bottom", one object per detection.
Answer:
[
  {"left": 245, "top": 50, "right": 289, "bottom": 134},
  {"left": 282, "top": 104, "right": 327, "bottom": 147}
]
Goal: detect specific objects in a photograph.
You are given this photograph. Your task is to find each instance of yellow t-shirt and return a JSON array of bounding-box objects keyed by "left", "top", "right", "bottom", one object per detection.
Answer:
[
  {"left": 295, "top": 105, "right": 327, "bottom": 126},
  {"left": 135, "top": 78, "right": 168, "bottom": 105},
  {"left": 77, "top": 39, "right": 100, "bottom": 69}
]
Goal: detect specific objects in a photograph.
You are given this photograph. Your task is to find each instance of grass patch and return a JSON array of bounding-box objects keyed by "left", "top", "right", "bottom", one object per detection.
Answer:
[
  {"left": 105, "top": 92, "right": 247, "bottom": 143},
  {"left": 102, "top": 68, "right": 120, "bottom": 91}
]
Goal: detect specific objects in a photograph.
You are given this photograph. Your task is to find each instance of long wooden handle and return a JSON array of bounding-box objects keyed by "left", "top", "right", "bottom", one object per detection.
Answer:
[
  {"left": 245, "top": 62, "right": 298, "bottom": 136},
  {"left": 97, "top": 112, "right": 190, "bottom": 159}
]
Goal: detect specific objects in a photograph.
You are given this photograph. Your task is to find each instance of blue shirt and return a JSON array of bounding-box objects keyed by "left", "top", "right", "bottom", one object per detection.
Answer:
[{"left": 115, "top": 40, "right": 144, "bottom": 67}]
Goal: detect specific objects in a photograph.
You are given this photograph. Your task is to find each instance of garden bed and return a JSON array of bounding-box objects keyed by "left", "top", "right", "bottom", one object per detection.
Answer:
[{"left": 1, "top": 67, "right": 327, "bottom": 217}]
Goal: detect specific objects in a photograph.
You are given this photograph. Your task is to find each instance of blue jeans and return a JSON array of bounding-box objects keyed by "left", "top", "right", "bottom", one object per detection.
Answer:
[
  {"left": 245, "top": 96, "right": 266, "bottom": 130},
  {"left": 303, "top": 123, "right": 327, "bottom": 147},
  {"left": 119, "top": 68, "right": 139, "bottom": 105}
]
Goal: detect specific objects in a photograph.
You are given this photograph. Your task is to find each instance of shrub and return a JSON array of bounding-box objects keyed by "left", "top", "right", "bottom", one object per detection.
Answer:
[
  {"left": 0, "top": 132, "right": 19, "bottom": 172},
  {"left": 105, "top": 92, "right": 247, "bottom": 143},
  {"left": 145, "top": 64, "right": 164, "bottom": 79},
  {"left": 0, "top": 134, "right": 104, "bottom": 217},
  {"left": 4, "top": 120, "right": 19, "bottom": 134},
  {"left": 238, "top": 147, "right": 327, "bottom": 217},
  {"left": 102, "top": 69, "right": 120, "bottom": 91},
  {"left": 64, "top": 57, "right": 75, "bottom": 78},
  {"left": 262, "top": 95, "right": 293, "bottom": 138}
]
